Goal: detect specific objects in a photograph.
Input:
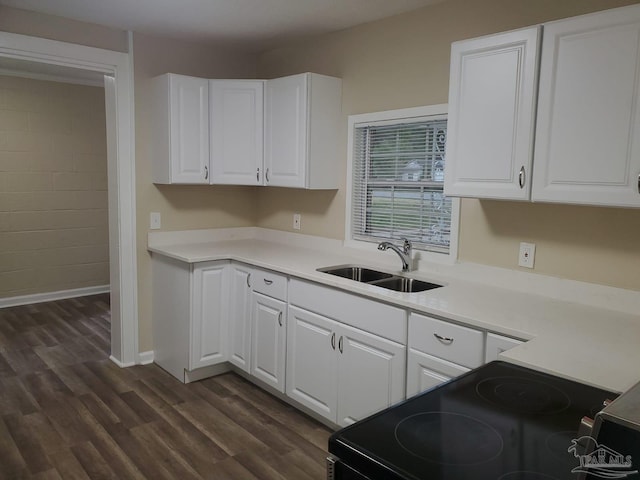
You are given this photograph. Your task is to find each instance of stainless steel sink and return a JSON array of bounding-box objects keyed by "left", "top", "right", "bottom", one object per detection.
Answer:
[
  {"left": 317, "top": 265, "right": 442, "bottom": 293},
  {"left": 316, "top": 265, "right": 392, "bottom": 282},
  {"left": 369, "top": 276, "right": 442, "bottom": 293}
]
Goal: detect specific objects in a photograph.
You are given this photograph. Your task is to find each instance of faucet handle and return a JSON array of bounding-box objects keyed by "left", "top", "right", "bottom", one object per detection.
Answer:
[{"left": 402, "top": 238, "right": 412, "bottom": 254}]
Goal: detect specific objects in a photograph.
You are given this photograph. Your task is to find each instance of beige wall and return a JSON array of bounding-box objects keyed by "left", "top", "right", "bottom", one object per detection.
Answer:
[
  {"left": 133, "top": 33, "right": 259, "bottom": 351},
  {"left": 0, "top": 75, "right": 109, "bottom": 298},
  {"left": 4, "top": 1, "right": 640, "bottom": 354},
  {"left": 256, "top": 0, "right": 640, "bottom": 292}
]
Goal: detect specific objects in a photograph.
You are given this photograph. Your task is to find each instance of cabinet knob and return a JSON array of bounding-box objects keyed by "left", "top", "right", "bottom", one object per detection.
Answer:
[
  {"left": 257, "top": 167, "right": 260, "bottom": 182},
  {"left": 330, "top": 332, "right": 336, "bottom": 350},
  {"left": 518, "top": 166, "right": 525, "bottom": 189},
  {"left": 204, "top": 165, "right": 209, "bottom": 180},
  {"left": 263, "top": 278, "right": 273, "bottom": 285},
  {"left": 246, "top": 273, "right": 251, "bottom": 288},
  {"left": 637, "top": 173, "right": 640, "bottom": 194},
  {"left": 338, "top": 336, "right": 343, "bottom": 353},
  {"left": 434, "top": 333, "right": 454, "bottom": 345},
  {"left": 266, "top": 168, "right": 270, "bottom": 183},
  {"left": 278, "top": 311, "right": 283, "bottom": 327}
]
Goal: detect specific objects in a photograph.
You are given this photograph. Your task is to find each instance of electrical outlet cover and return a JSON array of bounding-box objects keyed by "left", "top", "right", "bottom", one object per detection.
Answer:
[{"left": 518, "top": 242, "right": 535, "bottom": 268}]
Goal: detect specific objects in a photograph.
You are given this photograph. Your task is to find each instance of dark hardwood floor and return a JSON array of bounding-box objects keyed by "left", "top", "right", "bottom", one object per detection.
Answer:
[{"left": 0, "top": 294, "right": 332, "bottom": 479}]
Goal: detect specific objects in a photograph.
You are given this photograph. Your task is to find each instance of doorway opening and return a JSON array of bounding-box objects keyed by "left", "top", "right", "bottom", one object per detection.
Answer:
[{"left": 0, "top": 32, "right": 138, "bottom": 366}]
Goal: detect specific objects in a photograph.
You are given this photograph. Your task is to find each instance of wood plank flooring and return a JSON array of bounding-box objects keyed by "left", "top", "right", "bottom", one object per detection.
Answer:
[{"left": 0, "top": 294, "right": 332, "bottom": 479}]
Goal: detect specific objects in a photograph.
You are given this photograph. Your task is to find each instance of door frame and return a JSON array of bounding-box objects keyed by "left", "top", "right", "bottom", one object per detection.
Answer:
[{"left": 0, "top": 31, "right": 138, "bottom": 366}]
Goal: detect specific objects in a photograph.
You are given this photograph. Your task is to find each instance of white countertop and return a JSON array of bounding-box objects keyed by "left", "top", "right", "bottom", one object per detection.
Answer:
[{"left": 148, "top": 228, "right": 640, "bottom": 394}]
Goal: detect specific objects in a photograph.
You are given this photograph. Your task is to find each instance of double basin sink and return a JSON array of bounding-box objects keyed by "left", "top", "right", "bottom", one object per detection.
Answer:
[{"left": 317, "top": 265, "right": 443, "bottom": 293}]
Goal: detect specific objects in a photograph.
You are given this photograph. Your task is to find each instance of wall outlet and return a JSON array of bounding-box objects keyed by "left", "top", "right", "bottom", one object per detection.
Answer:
[
  {"left": 150, "top": 212, "right": 161, "bottom": 230},
  {"left": 293, "top": 213, "right": 301, "bottom": 230},
  {"left": 518, "top": 242, "right": 535, "bottom": 268}
]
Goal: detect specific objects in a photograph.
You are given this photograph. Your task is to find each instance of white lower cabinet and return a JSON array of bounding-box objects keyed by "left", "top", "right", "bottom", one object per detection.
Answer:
[
  {"left": 406, "top": 312, "right": 484, "bottom": 398},
  {"left": 152, "top": 256, "right": 229, "bottom": 382},
  {"left": 227, "top": 264, "right": 253, "bottom": 372},
  {"left": 191, "top": 262, "right": 229, "bottom": 369},
  {"left": 286, "top": 305, "right": 405, "bottom": 427},
  {"left": 251, "top": 291, "right": 287, "bottom": 393},
  {"left": 152, "top": 256, "right": 529, "bottom": 426},
  {"left": 336, "top": 323, "right": 406, "bottom": 426},
  {"left": 406, "top": 348, "right": 470, "bottom": 398},
  {"left": 286, "top": 307, "right": 338, "bottom": 420}
]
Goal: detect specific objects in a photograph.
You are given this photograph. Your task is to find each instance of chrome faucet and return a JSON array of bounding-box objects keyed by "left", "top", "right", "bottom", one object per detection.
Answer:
[{"left": 378, "top": 238, "right": 413, "bottom": 272}]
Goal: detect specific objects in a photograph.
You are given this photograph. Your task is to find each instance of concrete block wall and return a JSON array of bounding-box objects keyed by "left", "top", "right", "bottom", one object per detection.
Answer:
[{"left": 0, "top": 75, "right": 109, "bottom": 299}]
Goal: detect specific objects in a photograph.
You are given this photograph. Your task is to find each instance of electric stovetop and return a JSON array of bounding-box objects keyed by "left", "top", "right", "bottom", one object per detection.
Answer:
[{"left": 329, "top": 361, "right": 616, "bottom": 480}]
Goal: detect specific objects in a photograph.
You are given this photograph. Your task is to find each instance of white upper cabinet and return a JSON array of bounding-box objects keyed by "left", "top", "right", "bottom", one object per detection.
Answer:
[
  {"left": 532, "top": 6, "right": 640, "bottom": 207},
  {"left": 152, "top": 72, "right": 341, "bottom": 189},
  {"left": 265, "top": 73, "right": 342, "bottom": 189},
  {"left": 209, "top": 80, "right": 264, "bottom": 185},
  {"left": 445, "top": 27, "right": 541, "bottom": 200},
  {"left": 152, "top": 74, "right": 210, "bottom": 184},
  {"left": 446, "top": 4, "right": 640, "bottom": 208}
]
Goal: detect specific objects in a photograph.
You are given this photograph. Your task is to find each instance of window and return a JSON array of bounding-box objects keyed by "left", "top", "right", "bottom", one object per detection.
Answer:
[{"left": 347, "top": 105, "right": 458, "bottom": 259}]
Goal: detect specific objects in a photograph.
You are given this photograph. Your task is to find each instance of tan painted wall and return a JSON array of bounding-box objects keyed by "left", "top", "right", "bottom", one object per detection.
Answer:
[
  {"left": 133, "top": 33, "right": 259, "bottom": 351},
  {"left": 0, "top": 76, "right": 109, "bottom": 298},
  {"left": 257, "top": 0, "right": 640, "bottom": 292}
]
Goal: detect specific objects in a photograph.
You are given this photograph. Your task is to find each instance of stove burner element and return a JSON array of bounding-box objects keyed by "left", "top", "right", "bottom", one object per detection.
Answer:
[
  {"left": 476, "top": 376, "right": 571, "bottom": 414},
  {"left": 498, "top": 472, "right": 562, "bottom": 480},
  {"left": 394, "top": 412, "right": 504, "bottom": 465}
]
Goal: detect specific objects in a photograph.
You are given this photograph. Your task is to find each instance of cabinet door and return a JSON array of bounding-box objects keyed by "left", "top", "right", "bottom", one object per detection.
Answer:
[
  {"left": 227, "top": 264, "right": 252, "bottom": 372},
  {"left": 251, "top": 292, "right": 287, "bottom": 393},
  {"left": 191, "top": 262, "right": 228, "bottom": 370},
  {"left": 533, "top": 7, "right": 640, "bottom": 207},
  {"left": 169, "top": 74, "right": 210, "bottom": 184},
  {"left": 209, "top": 80, "right": 264, "bottom": 185},
  {"left": 485, "top": 333, "right": 523, "bottom": 363},
  {"left": 265, "top": 73, "right": 308, "bottom": 188},
  {"left": 286, "top": 306, "right": 338, "bottom": 421},
  {"left": 445, "top": 27, "right": 540, "bottom": 200},
  {"left": 336, "top": 324, "right": 405, "bottom": 427},
  {"left": 406, "top": 349, "right": 469, "bottom": 398}
]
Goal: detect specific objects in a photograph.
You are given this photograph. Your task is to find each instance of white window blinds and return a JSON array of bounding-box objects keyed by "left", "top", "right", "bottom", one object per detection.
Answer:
[{"left": 351, "top": 115, "right": 452, "bottom": 253}]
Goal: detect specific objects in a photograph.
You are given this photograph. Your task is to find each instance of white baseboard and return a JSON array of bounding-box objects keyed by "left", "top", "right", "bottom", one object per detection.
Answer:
[
  {"left": 137, "top": 350, "right": 154, "bottom": 365},
  {"left": 184, "top": 363, "right": 231, "bottom": 383},
  {"left": 109, "top": 355, "right": 135, "bottom": 368},
  {"left": 0, "top": 285, "right": 110, "bottom": 309}
]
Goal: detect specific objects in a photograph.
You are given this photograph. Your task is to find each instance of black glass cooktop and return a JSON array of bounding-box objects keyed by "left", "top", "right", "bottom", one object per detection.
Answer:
[{"left": 329, "top": 361, "right": 617, "bottom": 480}]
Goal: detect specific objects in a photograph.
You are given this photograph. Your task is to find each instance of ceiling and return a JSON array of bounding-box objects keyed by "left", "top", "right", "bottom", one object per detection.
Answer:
[{"left": 0, "top": 0, "right": 446, "bottom": 51}]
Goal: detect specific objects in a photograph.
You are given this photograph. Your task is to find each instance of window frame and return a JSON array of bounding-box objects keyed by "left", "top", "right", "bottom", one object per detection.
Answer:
[{"left": 345, "top": 105, "right": 460, "bottom": 264}]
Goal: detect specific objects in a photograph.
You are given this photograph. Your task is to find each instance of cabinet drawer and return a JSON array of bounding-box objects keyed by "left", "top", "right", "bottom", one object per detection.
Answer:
[
  {"left": 289, "top": 278, "right": 405, "bottom": 344},
  {"left": 251, "top": 269, "right": 287, "bottom": 300},
  {"left": 409, "top": 312, "right": 484, "bottom": 368}
]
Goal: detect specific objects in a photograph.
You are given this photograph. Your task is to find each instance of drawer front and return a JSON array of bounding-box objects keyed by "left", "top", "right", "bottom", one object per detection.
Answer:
[
  {"left": 251, "top": 268, "right": 287, "bottom": 300},
  {"left": 409, "top": 312, "right": 484, "bottom": 368},
  {"left": 289, "top": 278, "right": 406, "bottom": 344}
]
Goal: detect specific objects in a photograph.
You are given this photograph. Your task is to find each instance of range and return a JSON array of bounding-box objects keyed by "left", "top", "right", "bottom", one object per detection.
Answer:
[{"left": 328, "top": 361, "right": 620, "bottom": 480}]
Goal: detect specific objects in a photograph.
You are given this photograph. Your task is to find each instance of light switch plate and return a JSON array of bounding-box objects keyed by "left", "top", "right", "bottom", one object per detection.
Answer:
[
  {"left": 293, "top": 213, "right": 301, "bottom": 230},
  {"left": 150, "top": 212, "right": 161, "bottom": 230}
]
